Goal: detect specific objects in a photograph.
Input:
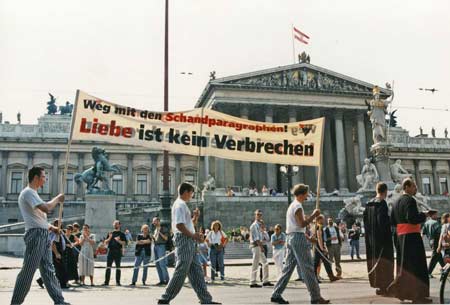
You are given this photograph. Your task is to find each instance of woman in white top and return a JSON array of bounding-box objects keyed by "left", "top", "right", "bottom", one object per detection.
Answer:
[
  {"left": 78, "top": 224, "right": 96, "bottom": 286},
  {"left": 206, "top": 220, "right": 228, "bottom": 281},
  {"left": 271, "top": 224, "right": 286, "bottom": 277}
]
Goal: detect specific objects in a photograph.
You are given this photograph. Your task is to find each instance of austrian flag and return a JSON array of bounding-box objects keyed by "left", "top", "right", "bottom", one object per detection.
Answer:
[{"left": 293, "top": 26, "right": 310, "bottom": 44}]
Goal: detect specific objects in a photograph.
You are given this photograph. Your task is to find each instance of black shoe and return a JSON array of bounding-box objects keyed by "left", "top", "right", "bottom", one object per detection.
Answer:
[
  {"left": 116, "top": 282, "right": 121, "bottom": 286},
  {"left": 357, "top": 257, "right": 361, "bottom": 260},
  {"left": 130, "top": 283, "right": 136, "bottom": 287},
  {"left": 36, "top": 278, "right": 44, "bottom": 289},
  {"left": 375, "top": 288, "right": 387, "bottom": 296},
  {"left": 157, "top": 300, "right": 170, "bottom": 305},
  {"left": 271, "top": 296, "right": 289, "bottom": 304},
  {"left": 250, "top": 283, "right": 262, "bottom": 288},
  {"left": 263, "top": 282, "right": 274, "bottom": 287},
  {"left": 295, "top": 278, "right": 303, "bottom": 282},
  {"left": 142, "top": 281, "right": 146, "bottom": 286},
  {"left": 200, "top": 301, "right": 222, "bottom": 304},
  {"left": 101, "top": 282, "right": 109, "bottom": 286},
  {"left": 311, "top": 297, "right": 330, "bottom": 304},
  {"left": 156, "top": 281, "right": 165, "bottom": 286}
]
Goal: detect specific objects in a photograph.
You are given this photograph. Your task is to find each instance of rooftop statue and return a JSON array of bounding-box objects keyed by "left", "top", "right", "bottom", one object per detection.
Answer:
[
  {"left": 390, "top": 159, "right": 412, "bottom": 183},
  {"left": 356, "top": 158, "right": 379, "bottom": 192},
  {"left": 74, "top": 147, "right": 121, "bottom": 194},
  {"left": 47, "top": 93, "right": 58, "bottom": 115},
  {"left": 202, "top": 174, "right": 216, "bottom": 191},
  {"left": 366, "top": 86, "right": 392, "bottom": 144},
  {"left": 59, "top": 101, "right": 74, "bottom": 115}
]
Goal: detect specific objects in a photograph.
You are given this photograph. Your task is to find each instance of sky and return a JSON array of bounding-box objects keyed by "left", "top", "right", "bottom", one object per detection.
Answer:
[{"left": 1, "top": 0, "right": 449, "bottom": 137}]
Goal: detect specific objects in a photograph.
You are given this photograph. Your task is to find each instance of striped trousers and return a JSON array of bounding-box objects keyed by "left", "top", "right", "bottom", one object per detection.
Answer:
[
  {"left": 11, "top": 228, "right": 65, "bottom": 305},
  {"left": 160, "top": 233, "right": 212, "bottom": 303},
  {"left": 272, "top": 232, "right": 321, "bottom": 302}
]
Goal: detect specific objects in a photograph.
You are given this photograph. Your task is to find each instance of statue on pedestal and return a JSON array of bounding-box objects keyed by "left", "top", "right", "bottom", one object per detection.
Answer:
[
  {"left": 74, "top": 147, "right": 121, "bottom": 194},
  {"left": 47, "top": 93, "right": 58, "bottom": 115},
  {"left": 390, "top": 160, "right": 412, "bottom": 183},
  {"left": 338, "top": 195, "right": 365, "bottom": 228},
  {"left": 202, "top": 174, "right": 216, "bottom": 191},
  {"left": 356, "top": 158, "right": 379, "bottom": 192},
  {"left": 366, "top": 86, "right": 391, "bottom": 144},
  {"left": 59, "top": 101, "right": 74, "bottom": 115}
]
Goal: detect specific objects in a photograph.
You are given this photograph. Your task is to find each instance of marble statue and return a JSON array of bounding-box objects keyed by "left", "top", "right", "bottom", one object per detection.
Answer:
[
  {"left": 74, "top": 147, "right": 121, "bottom": 194},
  {"left": 356, "top": 158, "right": 379, "bottom": 192},
  {"left": 17, "top": 112, "right": 21, "bottom": 124},
  {"left": 47, "top": 93, "right": 58, "bottom": 115},
  {"left": 366, "top": 86, "right": 392, "bottom": 144},
  {"left": 202, "top": 174, "right": 216, "bottom": 191},
  {"left": 338, "top": 195, "right": 365, "bottom": 228},
  {"left": 390, "top": 159, "right": 412, "bottom": 183},
  {"left": 414, "top": 192, "right": 433, "bottom": 213},
  {"left": 445, "top": 128, "right": 448, "bottom": 138},
  {"left": 432, "top": 127, "right": 436, "bottom": 138}
]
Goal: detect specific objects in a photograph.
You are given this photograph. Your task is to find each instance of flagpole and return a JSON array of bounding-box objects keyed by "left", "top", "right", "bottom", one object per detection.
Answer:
[
  {"left": 315, "top": 117, "right": 326, "bottom": 210},
  {"left": 291, "top": 23, "right": 296, "bottom": 64},
  {"left": 57, "top": 89, "right": 80, "bottom": 231}
]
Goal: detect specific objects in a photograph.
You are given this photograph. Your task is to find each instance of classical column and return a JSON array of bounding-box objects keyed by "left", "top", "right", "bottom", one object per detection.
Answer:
[
  {"left": 151, "top": 154, "right": 158, "bottom": 201},
  {"left": 76, "top": 153, "right": 84, "bottom": 200},
  {"left": 27, "top": 152, "right": 34, "bottom": 170},
  {"left": 289, "top": 108, "right": 304, "bottom": 185},
  {"left": 356, "top": 112, "right": 367, "bottom": 169},
  {"left": 51, "top": 152, "right": 59, "bottom": 197},
  {"left": 312, "top": 108, "right": 326, "bottom": 192},
  {"left": 334, "top": 111, "right": 349, "bottom": 192},
  {"left": 432, "top": 160, "right": 439, "bottom": 194},
  {"left": 175, "top": 154, "right": 181, "bottom": 188},
  {"left": 265, "top": 106, "right": 277, "bottom": 190},
  {"left": 204, "top": 156, "right": 209, "bottom": 181},
  {"left": 240, "top": 105, "right": 251, "bottom": 188},
  {"left": 413, "top": 159, "right": 421, "bottom": 191},
  {"left": 126, "top": 154, "right": 133, "bottom": 200},
  {"left": 0, "top": 151, "right": 7, "bottom": 198}
]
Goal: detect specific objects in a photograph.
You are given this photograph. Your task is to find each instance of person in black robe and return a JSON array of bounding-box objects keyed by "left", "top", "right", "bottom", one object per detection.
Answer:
[
  {"left": 388, "top": 178, "right": 432, "bottom": 303},
  {"left": 363, "top": 182, "right": 394, "bottom": 296}
]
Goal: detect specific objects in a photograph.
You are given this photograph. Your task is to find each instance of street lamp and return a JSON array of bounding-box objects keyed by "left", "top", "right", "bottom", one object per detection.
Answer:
[{"left": 279, "top": 165, "right": 299, "bottom": 205}]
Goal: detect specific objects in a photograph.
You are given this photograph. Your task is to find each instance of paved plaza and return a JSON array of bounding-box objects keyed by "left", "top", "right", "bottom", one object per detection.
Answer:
[{"left": 0, "top": 255, "right": 442, "bottom": 305}]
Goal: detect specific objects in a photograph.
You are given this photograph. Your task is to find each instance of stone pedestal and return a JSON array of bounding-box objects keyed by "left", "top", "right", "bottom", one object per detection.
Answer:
[
  {"left": 370, "top": 143, "right": 396, "bottom": 190},
  {"left": 85, "top": 194, "right": 116, "bottom": 240}
]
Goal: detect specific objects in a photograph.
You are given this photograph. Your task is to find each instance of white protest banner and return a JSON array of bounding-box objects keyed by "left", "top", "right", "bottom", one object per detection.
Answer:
[{"left": 71, "top": 91, "right": 324, "bottom": 166}]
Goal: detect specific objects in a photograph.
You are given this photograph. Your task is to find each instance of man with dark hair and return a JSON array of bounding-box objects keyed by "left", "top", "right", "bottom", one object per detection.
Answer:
[
  {"left": 388, "top": 178, "right": 432, "bottom": 303},
  {"left": 11, "top": 166, "right": 69, "bottom": 305},
  {"left": 363, "top": 182, "right": 394, "bottom": 296},
  {"left": 271, "top": 184, "right": 329, "bottom": 304},
  {"left": 103, "top": 220, "right": 126, "bottom": 286},
  {"left": 158, "top": 182, "right": 220, "bottom": 304},
  {"left": 422, "top": 210, "right": 444, "bottom": 278},
  {"left": 323, "top": 217, "right": 343, "bottom": 278}
]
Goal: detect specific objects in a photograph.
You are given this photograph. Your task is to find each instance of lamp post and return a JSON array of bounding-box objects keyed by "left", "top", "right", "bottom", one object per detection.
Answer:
[
  {"left": 159, "top": 0, "right": 172, "bottom": 227},
  {"left": 279, "top": 165, "right": 299, "bottom": 206}
]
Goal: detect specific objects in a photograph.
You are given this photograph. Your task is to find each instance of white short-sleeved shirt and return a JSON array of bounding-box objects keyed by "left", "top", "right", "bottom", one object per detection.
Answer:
[
  {"left": 18, "top": 187, "right": 49, "bottom": 231},
  {"left": 171, "top": 197, "right": 195, "bottom": 234},
  {"left": 286, "top": 199, "right": 306, "bottom": 234},
  {"left": 206, "top": 230, "right": 226, "bottom": 244},
  {"left": 250, "top": 221, "right": 261, "bottom": 243}
]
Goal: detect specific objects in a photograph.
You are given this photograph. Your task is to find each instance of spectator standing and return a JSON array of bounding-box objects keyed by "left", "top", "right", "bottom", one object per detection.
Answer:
[
  {"left": 131, "top": 224, "right": 152, "bottom": 286},
  {"left": 422, "top": 210, "right": 444, "bottom": 278},
  {"left": 206, "top": 220, "right": 228, "bottom": 281},
  {"left": 249, "top": 210, "right": 273, "bottom": 288},
  {"left": 196, "top": 234, "right": 209, "bottom": 280},
  {"left": 153, "top": 217, "right": 170, "bottom": 285},
  {"left": 323, "top": 217, "right": 343, "bottom": 278},
  {"left": 50, "top": 220, "right": 69, "bottom": 289},
  {"left": 103, "top": 220, "right": 126, "bottom": 286},
  {"left": 348, "top": 224, "right": 361, "bottom": 260},
  {"left": 271, "top": 224, "right": 286, "bottom": 276},
  {"left": 71, "top": 223, "right": 82, "bottom": 285},
  {"left": 78, "top": 224, "right": 96, "bottom": 286},
  {"left": 63, "top": 225, "right": 78, "bottom": 284},
  {"left": 313, "top": 215, "right": 339, "bottom": 282}
]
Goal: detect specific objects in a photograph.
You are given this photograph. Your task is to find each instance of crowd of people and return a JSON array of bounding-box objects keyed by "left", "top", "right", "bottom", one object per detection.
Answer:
[{"left": 9, "top": 166, "right": 444, "bottom": 305}]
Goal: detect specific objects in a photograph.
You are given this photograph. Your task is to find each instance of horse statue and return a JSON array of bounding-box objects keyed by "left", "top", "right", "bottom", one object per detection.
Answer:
[
  {"left": 59, "top": 101, "right": 74, "bottom": 115},
  {"left": 74, "top": 147, "right": 121, "bottom": 194}
]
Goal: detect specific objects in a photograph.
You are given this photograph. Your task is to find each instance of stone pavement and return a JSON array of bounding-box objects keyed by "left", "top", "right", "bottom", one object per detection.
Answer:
[{"left": 0, "top": 255, "right": 442, "bottom": 305}]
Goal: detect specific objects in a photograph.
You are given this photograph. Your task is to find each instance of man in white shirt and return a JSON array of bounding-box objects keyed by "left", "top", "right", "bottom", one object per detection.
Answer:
[
  {"left": 158, "top": 182, "right": 220, "bottom": 305},
  {"left": 249, "top": 209, "right": 273, "bottom": 287},
  {"left": 11, "top": 166, "right": 69, "bottom": 305},
  {"left": 271, "top": 184, "right": 330, "bottom": 304}
]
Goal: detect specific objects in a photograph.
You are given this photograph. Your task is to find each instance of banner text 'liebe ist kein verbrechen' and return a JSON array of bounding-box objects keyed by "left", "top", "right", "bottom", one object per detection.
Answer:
[{"left": 71, "top": 91, "right": 324, "bottom": 166}]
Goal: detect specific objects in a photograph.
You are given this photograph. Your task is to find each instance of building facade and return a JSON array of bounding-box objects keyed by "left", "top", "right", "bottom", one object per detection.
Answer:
[{"left": 1, "top": 60, "right": 449, "bottom": 220}]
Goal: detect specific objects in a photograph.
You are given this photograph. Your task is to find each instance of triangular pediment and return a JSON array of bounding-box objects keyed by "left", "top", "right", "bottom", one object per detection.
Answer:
[{"left": 197, "top": 62, "right": 392, "bottom": 106}]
